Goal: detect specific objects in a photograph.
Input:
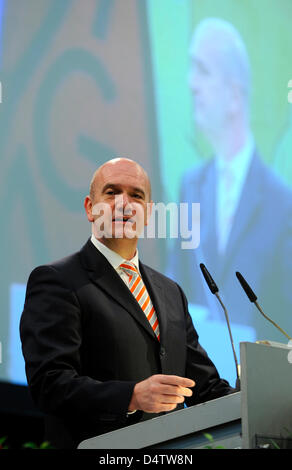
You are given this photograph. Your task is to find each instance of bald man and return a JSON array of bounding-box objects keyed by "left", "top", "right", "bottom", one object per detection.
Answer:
[
  {"left": 20, "top": 158, "right": 233, "bottom": 449},
  {"left": 168, "top": 18, "right": 292, "bottom": 342}
]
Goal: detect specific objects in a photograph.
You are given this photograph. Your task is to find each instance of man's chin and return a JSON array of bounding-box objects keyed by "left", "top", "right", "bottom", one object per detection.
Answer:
[
  {"left": 93, "top": 220, "right": 144, "bottom": 240},
  {"left": 106, "top": 222, "right": 139, "bottom": 240}
]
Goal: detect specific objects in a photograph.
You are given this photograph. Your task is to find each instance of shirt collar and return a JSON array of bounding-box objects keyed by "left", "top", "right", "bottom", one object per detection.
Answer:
[
  {"left": 90, "top": 234, "right": 140, "bottom": 272},
  {"left": 216, "top": 133, "right": 254, "bottom": 176}
]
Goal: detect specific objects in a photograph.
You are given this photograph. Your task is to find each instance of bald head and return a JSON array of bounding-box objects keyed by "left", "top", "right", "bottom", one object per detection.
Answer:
[
  {"left": 190, "top": 17, "right": 251, "bottom": 102},
  {"left": 89, "top": 158, "right": 152, "bottom": 202}
]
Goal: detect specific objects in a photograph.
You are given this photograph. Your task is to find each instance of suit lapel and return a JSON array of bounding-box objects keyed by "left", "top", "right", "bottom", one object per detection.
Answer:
[{"left": 79, "top": 240, "right": 158, "bottom": 341}]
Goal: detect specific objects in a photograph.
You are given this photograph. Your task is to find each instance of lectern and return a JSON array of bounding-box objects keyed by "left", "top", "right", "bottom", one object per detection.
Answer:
[
  {"left": 240, "top": 341, "right": 292, "bottom": 448},
  {"left": 78, "top": 342, "right": 292, "bottom": 449}
]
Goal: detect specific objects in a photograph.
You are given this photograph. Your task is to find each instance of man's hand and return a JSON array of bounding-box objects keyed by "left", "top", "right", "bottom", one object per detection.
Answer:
[{"left": 128, "top": 374, "right": 195, "bottom": 413}]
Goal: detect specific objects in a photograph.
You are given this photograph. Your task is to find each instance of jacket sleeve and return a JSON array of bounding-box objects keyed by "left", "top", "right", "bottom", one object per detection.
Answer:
[{"left": 20, "top": 265, "right": 138, "bottom": 426}]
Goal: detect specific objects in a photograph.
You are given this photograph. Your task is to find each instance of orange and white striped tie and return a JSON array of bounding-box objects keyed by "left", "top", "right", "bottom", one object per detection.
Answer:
[{"left": 119, "top": 262, "right": 160, "bottom": 341}]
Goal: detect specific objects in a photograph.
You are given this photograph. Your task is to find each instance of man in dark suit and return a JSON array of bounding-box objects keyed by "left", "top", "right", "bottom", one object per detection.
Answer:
[
  {"left": 168, "top": 152, "right": 292, "bottom": 341},
  {"left": 20, "top": 157, "right": 233, "bottom": 449},
  {"left": 167, "top": 18, "right": 292, "bottom": 342}
]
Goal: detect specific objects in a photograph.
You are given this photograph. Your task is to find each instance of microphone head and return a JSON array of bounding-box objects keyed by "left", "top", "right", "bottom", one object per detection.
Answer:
[
  {"left": 236, "top": 271, "right": 257, "bottom": 303},
  {"left": 200, "top": 263, "right": 219, "bottom": 294}
]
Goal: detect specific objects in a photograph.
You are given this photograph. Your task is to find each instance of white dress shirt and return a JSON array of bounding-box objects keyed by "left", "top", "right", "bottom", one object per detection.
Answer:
[
  {"left": 90, "top": 234, "right": 140, "bottom": 414},
  {"left": 90, "top": 234, "right": 140, "bottom": 285},
  {"left": 216, "top": 134, "right": 254, "bottom": 253}
]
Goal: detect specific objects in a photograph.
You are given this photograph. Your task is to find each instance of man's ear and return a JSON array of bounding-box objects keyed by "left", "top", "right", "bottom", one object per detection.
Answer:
[
  {"left": 84, "top": 196, "right": 95, "bottom": 222},
  {"left": 145, "top": 200, "right": 153, "bottom": 226}
]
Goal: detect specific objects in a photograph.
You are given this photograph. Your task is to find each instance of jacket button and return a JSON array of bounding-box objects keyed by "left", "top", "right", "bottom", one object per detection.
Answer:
[{"left": 160, "top": 347, "right": 166, "bottom": 356}]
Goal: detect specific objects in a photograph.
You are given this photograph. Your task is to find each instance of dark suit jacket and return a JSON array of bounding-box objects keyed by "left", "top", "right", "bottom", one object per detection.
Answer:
[
  {"left": 167, "top": 152, "right": 292, "bottom": 341},
  {"left": 20, "top": 239, "right": 232, "bottom": 448}
]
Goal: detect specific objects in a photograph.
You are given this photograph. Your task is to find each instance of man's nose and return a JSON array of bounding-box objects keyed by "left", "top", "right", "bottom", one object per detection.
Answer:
[{"left": 115, "top": 194, "right": 131, "bottom": 211}]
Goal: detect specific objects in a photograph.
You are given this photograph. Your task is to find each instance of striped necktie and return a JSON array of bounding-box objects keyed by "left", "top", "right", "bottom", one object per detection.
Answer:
[{"left": 119, "top": 262, "right": 160, "bottom": 341}]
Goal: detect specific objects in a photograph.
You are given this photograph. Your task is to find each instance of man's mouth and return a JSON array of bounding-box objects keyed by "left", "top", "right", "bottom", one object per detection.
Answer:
[{"left": 112, "top": 216, "right": 134, "bottom": 223}]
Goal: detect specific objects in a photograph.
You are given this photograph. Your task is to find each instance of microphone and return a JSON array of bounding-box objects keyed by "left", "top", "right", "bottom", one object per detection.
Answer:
[
  {"left": 200, "top": 263, "right": 240, "bottom": 389},
  {"left": 235, "top": 271, "right": 292, "bottom": 341}
]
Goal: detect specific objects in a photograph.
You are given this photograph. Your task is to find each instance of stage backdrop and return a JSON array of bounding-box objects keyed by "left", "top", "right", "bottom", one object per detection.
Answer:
[{"left": 0, "top": 0, "right": 291, "bottom": 389}]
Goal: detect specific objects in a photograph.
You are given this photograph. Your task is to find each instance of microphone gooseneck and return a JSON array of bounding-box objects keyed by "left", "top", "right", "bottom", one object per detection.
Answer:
[
  {"left": 235, "top": 271, "right": 292, "bottom": 341},
  {"left": 199, "top": 264, "right": 240, "bottom": 389}
]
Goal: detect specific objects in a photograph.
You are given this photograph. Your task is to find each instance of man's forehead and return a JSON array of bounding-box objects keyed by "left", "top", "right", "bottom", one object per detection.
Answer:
[
  {"left": 189, "top": 40, "right": 225, "bottom": 78},
  {"left": 93, "top": 162, "right": 149, "bottom": 194},
  {"left": 100, "top": 164, "right": 143, "bottom": 180},
  {"left": 190, "top": 35, "right": 218, "bottom": 60},
  {"left": 99, "top": 168, "right": 146, "bottom": 190}
]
